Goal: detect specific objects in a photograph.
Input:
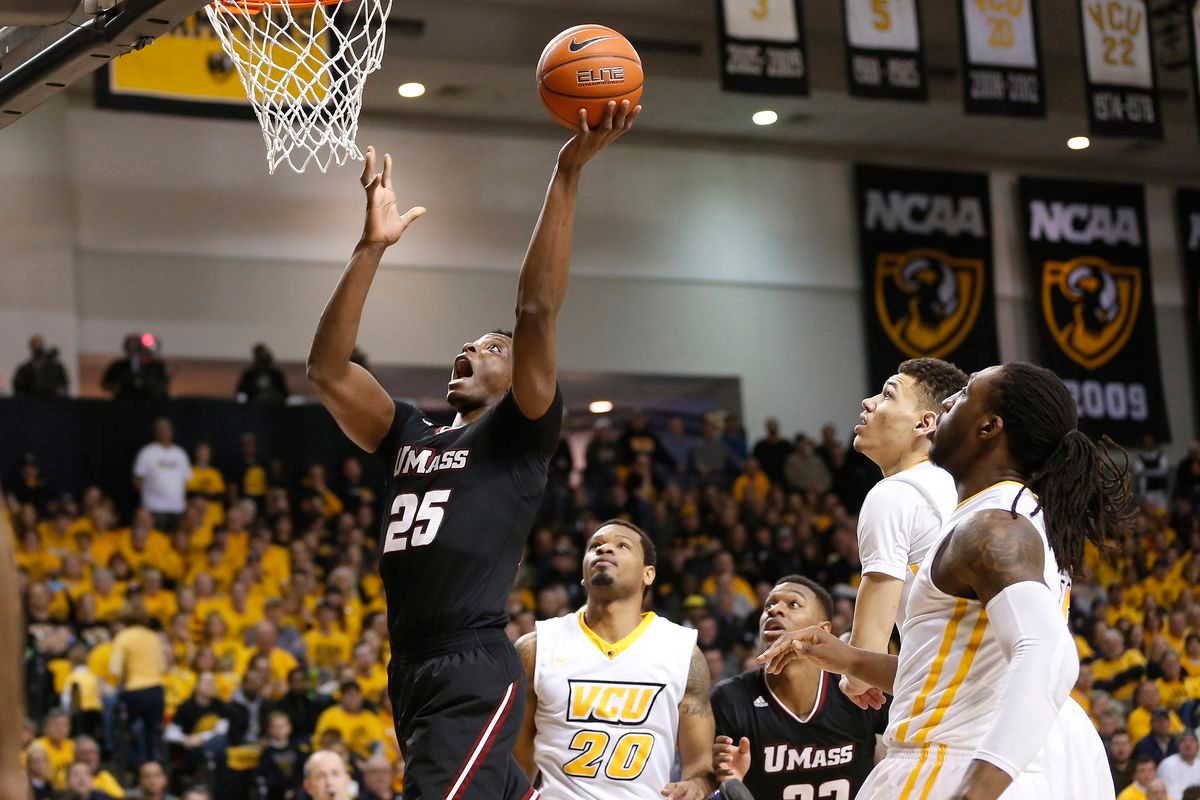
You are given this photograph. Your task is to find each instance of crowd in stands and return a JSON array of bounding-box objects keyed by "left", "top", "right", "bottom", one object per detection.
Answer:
[{"left": 8, "top": 348, "right": 1200, "bottom": 798}]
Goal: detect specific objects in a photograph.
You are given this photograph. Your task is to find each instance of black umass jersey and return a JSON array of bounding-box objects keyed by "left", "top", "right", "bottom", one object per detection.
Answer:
[
  {"left": 711, "top": 670, "right": 887, "bottom": 800},
  {"left": 372, "top": 388, "right": 562, "bottom": 646}
]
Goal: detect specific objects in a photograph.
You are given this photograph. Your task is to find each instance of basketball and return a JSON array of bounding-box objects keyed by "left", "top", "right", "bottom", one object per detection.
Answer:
[{"left": 537, "top": 24, "right": 643, "bottom": 130}]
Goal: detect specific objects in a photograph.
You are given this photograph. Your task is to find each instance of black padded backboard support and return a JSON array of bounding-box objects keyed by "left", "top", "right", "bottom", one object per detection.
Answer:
[{"left": 0, "top": 0, "right": 206, "bottom": 127}]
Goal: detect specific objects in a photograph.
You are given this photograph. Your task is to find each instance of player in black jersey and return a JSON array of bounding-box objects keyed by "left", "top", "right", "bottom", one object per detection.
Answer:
[
  {"left": 306, "top": 100, "right": 640, "bottom": 799},
  {"left": 710, "top": 576, "right": 886, "bottom": 800}
]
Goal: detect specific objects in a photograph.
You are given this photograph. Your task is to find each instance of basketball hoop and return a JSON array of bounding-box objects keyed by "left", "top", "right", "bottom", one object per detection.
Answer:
[{"left": 205, "top": 0, "right": 392, "bottom": 174}]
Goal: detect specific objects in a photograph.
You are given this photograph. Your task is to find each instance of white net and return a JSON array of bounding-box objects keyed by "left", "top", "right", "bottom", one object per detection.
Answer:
[{"left": 204, "top": 0, "right": 392, "bottom": 174}]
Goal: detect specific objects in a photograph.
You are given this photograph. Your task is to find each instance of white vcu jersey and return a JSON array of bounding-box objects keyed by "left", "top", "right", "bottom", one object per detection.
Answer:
[
  {"left": 886, "top": 481, "right": 1068, "bottom": 759},
  {"left": 856, "top": 460, "right": 958, "bottom": 630},
  {"left": 533, "top": 610, "right": 696, "bottom": 799}
]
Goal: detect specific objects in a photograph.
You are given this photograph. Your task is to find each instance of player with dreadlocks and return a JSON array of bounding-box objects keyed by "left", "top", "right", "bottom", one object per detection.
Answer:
[{"left": 759, "top": 362, "right": 1130, "bottom": 799}]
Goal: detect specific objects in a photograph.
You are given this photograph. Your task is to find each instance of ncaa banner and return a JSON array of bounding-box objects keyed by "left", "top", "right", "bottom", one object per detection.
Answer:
[
  {"left": 855, "top": 164, "right": 1000, "bottom": 392},
  {"left": 1019, "top": 177, "right": 1169, "bottom": 443},
  {"left": 843, "top": 0, "right": 927, "bottom": 101},
  {"left": 1077, "top": 0, "right": 1163, "bottom": 138},
  {"left": 1180, "top": 189, "right": 1200, "bottom": 430},
  {"left": 716, "top": 0, "right": 808, "bottom": 95},
  {"left": 958, "top": 0, "right": 1045, "bottom": 117}
]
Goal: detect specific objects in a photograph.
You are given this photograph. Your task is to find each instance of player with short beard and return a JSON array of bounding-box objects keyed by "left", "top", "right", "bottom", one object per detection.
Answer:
[{"left": 514, "top": 520, "right": 716, "bottom": 800}]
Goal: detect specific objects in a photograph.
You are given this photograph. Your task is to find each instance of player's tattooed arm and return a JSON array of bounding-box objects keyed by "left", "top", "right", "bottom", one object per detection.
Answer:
[
  {"left": 933, "top": 509, "right": 1046, "bottom": 608},
  {"left": 936, "top": 511, "right": 1054, "bottom": 800},
  {"left": 663, "top": 646, "right": 718, "bottom": 800},
  {"left": 513, "top": 632, "right": 539, "bottom": 781}
]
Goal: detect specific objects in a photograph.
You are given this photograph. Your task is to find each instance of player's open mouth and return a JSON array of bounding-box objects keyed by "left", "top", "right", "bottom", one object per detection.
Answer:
[
  {"left": 451, "top": 355, "right": 474, "bottom": 380},
  {"left": 763, "top": 618, "right": 785, "bottom": 633},
  {"left": 853, "top": 414, "right": 867, "bottom": 434}
]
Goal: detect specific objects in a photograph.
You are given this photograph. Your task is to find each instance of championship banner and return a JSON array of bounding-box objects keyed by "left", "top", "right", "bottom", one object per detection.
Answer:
[
  {"left": 1077, "top": 0, "right": 1162, "bottom": 138},
  {"left": 855, "top": 164, "right": 1000, "bottom": 392},
  {"left": 95, "top": 11, "right": 330, "bottom": 119},
  {"left": 958, "top": 0, "right": 1045, "bottom": 117},
  {"left": 716, "top": 0, "right": 808, "bottom": 95},
  {"left": 1019, "top": 177, "right": 1169, "bottom": 443},
  {"left": 1180, "top": 189, "right": 1200, "bottom": 430},
  {"left": 842, "top": 0, "right": 927, "bottom": 101}
]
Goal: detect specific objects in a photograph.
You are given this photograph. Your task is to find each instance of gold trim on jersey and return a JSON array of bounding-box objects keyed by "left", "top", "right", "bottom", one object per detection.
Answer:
[
  {"left": 899, "top": 743, "right": 948, "bottom": 800},
  {"left": 577, "top": 609, "right": 657, "bottom": 660},
  {"left": 911, "top": 611, "right": 989, "bottom": 743},
  {"left": 895, "top": 600, "right": 968, "bottom": 743},
  {"left": 954, "top": 480, "right": 1031, "bottom": 510}
]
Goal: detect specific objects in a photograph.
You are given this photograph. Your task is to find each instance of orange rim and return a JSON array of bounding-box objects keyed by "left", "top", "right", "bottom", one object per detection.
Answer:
[{"left": 211, "top": 0, "right": 344, "bottom": 14}]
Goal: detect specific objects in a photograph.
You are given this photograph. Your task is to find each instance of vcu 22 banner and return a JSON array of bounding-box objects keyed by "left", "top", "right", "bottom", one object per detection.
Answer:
[
  {"left": 1180, "top": 189, "right": 1200, "bottom": 431},
  {"left": 717, "top": 0, "right": 808, "bottom": 95},
  {"left": 855, "top": 164, "right": 999, "bottom": 392},
  {"left": 1077, "top": 0, "right": 1162, "bottom": 138},
  {"left": 1019, "top": 177, "right": 1169, "bottom": 443}
]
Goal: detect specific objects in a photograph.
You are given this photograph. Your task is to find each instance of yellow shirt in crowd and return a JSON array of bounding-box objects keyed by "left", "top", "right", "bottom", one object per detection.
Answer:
[
  {"left": 1127, "top": 706, "right": 1186, "bottom": 742},
  {"left": 33, "top": 737, "right": 74, "bottom": 790},
  {"left": 304, "top": 628, "right": 353, "bottom": 673},
  {"left": 111, "top": 625, "right": 164, "bottom": 691},
  {"left": 314, "top": 706, "right": 385, "bottom": 760}
]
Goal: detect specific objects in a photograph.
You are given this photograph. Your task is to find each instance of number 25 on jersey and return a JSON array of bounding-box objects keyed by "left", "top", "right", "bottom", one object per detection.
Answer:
[{"left": 383, "top": 490, "right": 451, "bottom": 552}]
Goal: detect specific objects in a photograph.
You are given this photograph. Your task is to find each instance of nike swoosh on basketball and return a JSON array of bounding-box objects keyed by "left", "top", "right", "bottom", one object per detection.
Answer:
[{"left": 569, "top": 35, "right": 615, "bottom": 52}]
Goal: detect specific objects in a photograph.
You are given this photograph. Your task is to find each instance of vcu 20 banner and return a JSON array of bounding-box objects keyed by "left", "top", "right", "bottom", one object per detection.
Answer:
[
  {"left": 855, "top": 164, "right": 999, "bottom": 392},
  {"left": 717, "top": 0, "right": 808, "bottom": 95},
  {"left": 958, "top": 0, "right": 1045, "bottom": 117},
  {"left": 1019, "top": 177, "right": 1169, "bottom": 443},
  {"left": 1180, "top": 189, "right": 1200, "bottom": 430}
]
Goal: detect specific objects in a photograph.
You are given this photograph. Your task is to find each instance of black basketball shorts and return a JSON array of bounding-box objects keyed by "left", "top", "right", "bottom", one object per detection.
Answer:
[{"left": 389, "top": 628, "right": 540, "bottom": 800}]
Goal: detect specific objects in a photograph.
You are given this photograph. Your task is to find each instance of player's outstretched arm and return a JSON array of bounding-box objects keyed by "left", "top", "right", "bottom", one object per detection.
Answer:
[
  {"left": 757, "top": 627, "right": 895, "bottom": 701},
  {"left": 0, "top": 489, "right": 29, "bottom": 800},
  {"left": 937, "top": 511, "right": 1076, "bottom": 800},
  {"left": 663, "top": 646, "right": 718, "bottom": 800},
  {"left": 843, "top": 572, "right": 903, "bottom": 703},
  {"left": 513, "top": 632, "right": 539, "bottom": 780},
  {"left": 510, "top": 99, "right": 640, "bottom": 420},
  {"left": 307, "top": 146, "right": 426, "bottom": 452}
]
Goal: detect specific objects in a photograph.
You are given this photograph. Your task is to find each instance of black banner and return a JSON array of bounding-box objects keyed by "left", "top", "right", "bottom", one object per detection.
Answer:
[
  {"left": 1077, "top": 0, "right": 1163, "bottom": 138},
  {"left": 958, "top": 0, "right": 1045, "bottom": 117},
  {"left": 1191, "top": 0, "right": 1200, "bottom": 140},
  {"left": 716, "top": 0, "right": 808, "bottom": 95},
  {"left": 842, "top": 0, "right": 926, "bottom": 101},
  {"left": 855, "top": 164, "right": 1000, "bottom": 392},
  {"left": 1180, "top": 189, "right": 1200, "bottom": 431},
  {"left": 1019, "top": 177, "right": 1169, "bottom": 443}
]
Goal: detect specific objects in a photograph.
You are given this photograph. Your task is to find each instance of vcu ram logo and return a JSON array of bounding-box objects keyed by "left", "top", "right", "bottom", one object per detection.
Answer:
[
  {"left": 567, "top": 680, "right": 665, "bottom": 726},
  {"left": 1042, "top": 256, "right": 1141, "bottom": 370},
  {"left": 874, "top": 248, "right": 984, "bottom": 359}
]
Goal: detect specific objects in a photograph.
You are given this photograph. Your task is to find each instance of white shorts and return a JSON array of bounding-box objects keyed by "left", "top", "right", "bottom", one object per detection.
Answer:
[
  {"left": 859, "top": 744, "right": 1051, "bottom": 800},
  {"left": 1041, "top": 698, "right": 1115, "bottom": 800}
]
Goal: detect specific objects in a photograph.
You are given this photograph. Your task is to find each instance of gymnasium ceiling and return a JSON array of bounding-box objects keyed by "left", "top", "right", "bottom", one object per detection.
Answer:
[{"left": 358, "top": 0, "right": 1200, "bottom": 181}]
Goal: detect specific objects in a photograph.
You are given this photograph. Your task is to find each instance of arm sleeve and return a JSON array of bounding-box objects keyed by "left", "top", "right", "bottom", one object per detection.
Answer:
[
  {"left": 973, "top": 580, "right": 1079, "bottom": 779},
  {"left": 369, "top": 400, "right": 422, "bottom": 468},
  {"left": 856, "top": 483, "right": 917, "bottom": 581}
]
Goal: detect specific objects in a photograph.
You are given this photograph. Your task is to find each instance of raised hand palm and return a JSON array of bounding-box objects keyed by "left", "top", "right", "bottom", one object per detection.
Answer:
[{"left": 360, "top": 146, "right": 426, "bottom": 246}]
